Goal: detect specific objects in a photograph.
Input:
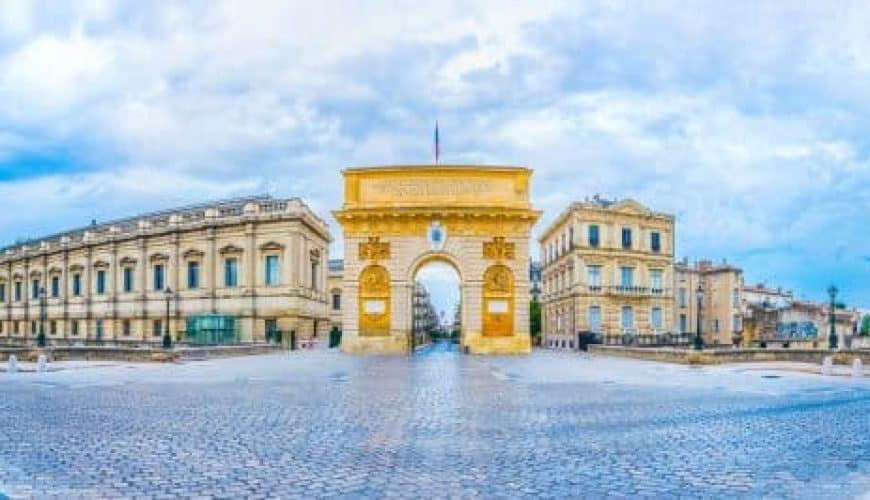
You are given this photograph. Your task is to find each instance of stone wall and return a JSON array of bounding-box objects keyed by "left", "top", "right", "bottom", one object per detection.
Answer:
[{"left": 1, "top": 344, "right": 283, "bottom": 363}]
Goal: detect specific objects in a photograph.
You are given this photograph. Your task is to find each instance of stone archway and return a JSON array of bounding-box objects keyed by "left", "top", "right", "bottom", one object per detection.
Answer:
[{"left": 334, "top": 165, "right": 541, "bottom": 355}]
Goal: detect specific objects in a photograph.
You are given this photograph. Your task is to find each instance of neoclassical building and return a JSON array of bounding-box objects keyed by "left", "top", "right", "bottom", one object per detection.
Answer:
[
  {"left": 0, "top": 196, "right": 331, "bottom": 345},
  {"left": 540, "top": 197, "right": 675, "bottom": 348}
]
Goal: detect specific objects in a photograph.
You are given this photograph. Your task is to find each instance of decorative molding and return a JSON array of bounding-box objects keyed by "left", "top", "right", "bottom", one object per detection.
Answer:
[
  {"left": 48, "top": 266, "right": 63, "bottom": 275},
  {"left": 483, "top": 237, "right": 515, "bottom": 260},
  {"left": 149, "top": 253, "right": 169, "bottom": 263},
  {"left": 358, "top": 237, "right": 390, "bottom": 261},
  {"left": 259, "top": 241, "right": 285, "bottom": 252},
  {"left": 310, "top": 248, "right": 321, "bottom": 262},
  {"left": 29, "top": 269, "right": 42, "bottom": 277},
  {"left": 183, "top": 248, "right": 205, "bottom": 259},
  {"left": 119, "top": 256, "right": 137, "bottom": 266},
  {"left": 68, "top": 264, "right": 84, "bottom": 272},
  {"left": 219, "top": 244, "right": 244, "bottom": 255},
  {"left": 93, "top": 260, "right": 110, "bottom": 269}
]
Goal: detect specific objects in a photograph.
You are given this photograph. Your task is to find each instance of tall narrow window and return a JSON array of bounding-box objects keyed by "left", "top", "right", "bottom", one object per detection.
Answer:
[
  {"left": 732, "top": 288, "right": 739, "bottom": 307},
  {"left": 72, "top": 274, "right": 81, "bottom": 297},
  {"left": 588, "top": 225, "right": 600, "bottom": 247},
  {"left": 588, "top": 306, "right": 602, "bottom": 332},
  {"left": 0, "top": 283, "right": 5, "bottom": 302},
  {"left": 621, "top": 227, "right": 632, "bottom": 249},
  {"left": 224, "top": 258, "right": 238, "bottom": 287},
  {"left": 651, "top": 307, "right": 662, "bottom": 330},
  {"left": 95, "top": 319, "right": 104, "bottom": 339},
  {"left": 32, "top": 279, "right": 40, "bottom": 299},
  {"left": 650, "top": 232, "right": 661, "bottom": 253},
  {"left": 733, "top": 314, "right": 741, "bottom": 332},
  {"left": 713, "top": 318, "right": 720, "bottom": 332},
  {"left": 96, "top": 270, "right": 106, "bottom": 295},
  {"left": 153, "top": 264, "right": 165, "bottom": 291},
  {"left": 123, "top": 267, "right": 134, "bottom": 293},
  {"left": 51, "top": 276, "right": 59, "bottom": 298},
  {"left": 152, "top": 319, "right": 162, "bottom": 337},
  {"left": 587, "top": 266, "right": 602, "bottom": 290},
  {"left": 678, "top": 287, "right": 687, "bottom": 307},
  {"left": 310, "top": 260, "right": 318, "bottom": 290},
  {"left": 679, "top": 314, "right": 688, "bottom": 333},
  {"left": 122, "top": 319, "right": 131, "bottom": 336},
  {"left": 265, "top": 255, "right": 280, "bottom": 285},
  {"left": 650, "top": 269, "right": 663, "bottom": 293},
  {"left": 50, "top": 320, "right": 57, "bottom": 335},
  {"left": 187, "top": 261, "right": 200, "bottom": 289},
  {"left": 71, "top": 320, "right": 79, "bottom": 336},
  {"left": 621, "top": 306, "right": 634, "bottom": 330},
  {"left": 14, "top": 281, "right": 21, "bottom": 302},
  {"left": 332, "top": 293, "right": 341, "bottom": 310},
  {"left": 620, "top": 267, "right": 634, "bottom": 288}
]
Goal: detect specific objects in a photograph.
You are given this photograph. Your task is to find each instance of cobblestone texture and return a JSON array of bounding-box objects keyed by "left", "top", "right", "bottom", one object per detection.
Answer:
[{"left": 1, "top": 342, "right": 868, "bottom": 498}]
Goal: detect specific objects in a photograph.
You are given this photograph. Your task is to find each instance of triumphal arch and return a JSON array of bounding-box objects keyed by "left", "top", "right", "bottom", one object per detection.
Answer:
[{"left": 333, "top": 165, "right": 541, "bottom": 355}]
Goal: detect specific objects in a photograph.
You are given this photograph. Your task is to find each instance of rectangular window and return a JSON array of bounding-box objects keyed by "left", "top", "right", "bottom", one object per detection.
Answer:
[
  {"left": 265, "top": 255, "right": 280, "bottom": 285},
  {"left": 72, "top": 274, "right": 81, "bottom": 297},
  {"left": 733, "top": 314, "right": 741, "bottom": 333},
  {"left": 123, "top": 319, "right": 131, "bottom": 336},
  {"left": 31, "top": 321, "right": 37, "bottom": 335},
  {"left": 0, "top": 283, "right": 5, "bottom": 302},
  {"left": 678, "top": 287, "right": 687, "bottom": 308},
  {"left": 651, "top": 232, "right": 661, "bottom": 253},
  {"left": 51, "top": 276, "right": 60, "bottom": 298},
  {"left": 589, "top": 306, "right": 602, "bottom": 332},
  {"left": 153, "top": 264, "right": 165, "bottom": 291},
  {"left": 650, "top": 269, "right": 663, "bottom": 293},
  {"left": 587, "top": 266, "right": 602, "bottom": 290},
  {"left": 621, "top": 306, "right": 634, "bottom": 330},
  {"left": 311, "top": 260, "right": 318, "bottom": 289},
  {"left": 95, "top": 319, "right": 104, "bottom": 338},
  {"left": 153, "top": 319, "right": 162, "bottom": 337},
  {"left": 620, "top": 267, "right": 634, "bottom": 288},
  {"left": 96, "top": 270, "right": 106, "bottom": 295},
  {"left": 332, "top": 293, "right": 341, "bottom": 310},
  {"left": 651, "top": 307, "right": 662, "bottom": 329},
  {"left": 187, "top": 261, "right": 200, "bottom": 289},
  {"left": 568, "top": 227, "right": 574, "bottom": 249},
  {"left": 588, "top": 225, "right": 600, "bottom": 247},
  {"left": 14, "top": 281, "right": 21, "bottom": 302},
  {"left": 224, "top": 258, "right": 238, "bottom": 287},
  {"left": 32, "top": 279, "right": 40, "bottom": 299},
  {"left": 732, "top": 288, "right": 739, "bottom": 307},
  {"left": 679, "top": 314, "right": 688, "bottom": 333},
  {"left": 621, "top": 227, "right": 632, "bottom": 249},
  {"left": 123, "top": 267, "right": 134, "bottom": 293},
  {"left": 14, "top": 320, "right": 19, "bottom": 334},
  {"left": 50, "top": 320, "right": 57, "bottom": 335},
  {"left": 71, "top": 320, "right": 79, "bottom": 336},
  {"left": 713, "top": 318, "right": 720, "bottom": 332}
]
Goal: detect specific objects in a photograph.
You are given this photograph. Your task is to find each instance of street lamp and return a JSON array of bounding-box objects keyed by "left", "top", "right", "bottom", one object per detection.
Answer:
[
  {"left": 827, "top": 285, "right": 838, "bottom": 350},
  {"left": 163, "top": 287, "right": 173, "bottom": 349},
  {"left": 37, "top": 287, "right": 47, "bottom": 348},
  {"left": 694, "top": 282, "right": 704, "bottom": 351}
]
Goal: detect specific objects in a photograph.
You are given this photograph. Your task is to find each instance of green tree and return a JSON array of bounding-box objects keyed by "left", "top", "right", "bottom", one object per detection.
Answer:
[
  {"left": 861, "top": 315, "right": 870, "bottom": 336},
  {"left": 530, "top": 300, "right": 541, "bottom": 339}
]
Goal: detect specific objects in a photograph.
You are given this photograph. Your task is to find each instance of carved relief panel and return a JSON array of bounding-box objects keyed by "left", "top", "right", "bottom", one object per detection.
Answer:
[
  {"left": 358, "top": 264, "right": 391, "bottom": 337},
  {"left": 482, "top": 264, "right": 514, "bottom": 337}
]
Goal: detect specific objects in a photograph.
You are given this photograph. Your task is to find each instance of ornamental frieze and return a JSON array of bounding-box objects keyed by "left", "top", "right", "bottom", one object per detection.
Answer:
[
  {"left": 482, "top": 237, "right": 515, "bottom": 260},
  {"left": 358, "top": 236, "right": 390, "bottom": 261}
]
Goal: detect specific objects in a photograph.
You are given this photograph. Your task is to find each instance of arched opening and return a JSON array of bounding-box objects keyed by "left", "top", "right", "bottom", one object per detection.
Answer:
[{"left": 411, "top": 258, "right": 461, "bottom": 353}]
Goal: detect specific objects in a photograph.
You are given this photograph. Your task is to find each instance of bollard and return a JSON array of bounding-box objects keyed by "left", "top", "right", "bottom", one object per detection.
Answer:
[
  {"left": 37, "top": 354, "right": 48, "bottom": 373},
  {"left": 821, "top": 356, "right": 833, "bottom": 376},
  {"left": 853, "top": 358, "right": 863, "bottom": 378},
  {"left": 8, "top": 355, "right": 18, "bottom": 374}
]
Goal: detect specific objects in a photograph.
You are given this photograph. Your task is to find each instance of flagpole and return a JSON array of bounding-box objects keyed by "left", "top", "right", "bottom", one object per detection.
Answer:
[{"left": 434, "top": 120, "right": 439, "bottom": 164}]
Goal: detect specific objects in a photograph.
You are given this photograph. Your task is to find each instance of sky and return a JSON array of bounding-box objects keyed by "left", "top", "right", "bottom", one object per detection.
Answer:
[{"left": 0, "top": 1, "right": 868, "bottom": 309}]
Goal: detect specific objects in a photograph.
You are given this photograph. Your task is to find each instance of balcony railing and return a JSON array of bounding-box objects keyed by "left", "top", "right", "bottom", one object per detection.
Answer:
[{"left": 583, "top": 286, "right": 670, "bottom": 296}]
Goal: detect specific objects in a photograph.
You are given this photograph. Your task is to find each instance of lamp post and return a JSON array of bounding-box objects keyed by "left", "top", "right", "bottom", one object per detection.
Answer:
[
  {"left": 694, "top": 282, "right": 704, "bottom": 351},
  {"left": 163, "top": 287, "right": 173, "bottom": 349},
  {"left": 827, "top": 285, "right": 838, "bottom": 350},
  {"left": 37, "top": 287, "right": 47, "bottom": 348}
]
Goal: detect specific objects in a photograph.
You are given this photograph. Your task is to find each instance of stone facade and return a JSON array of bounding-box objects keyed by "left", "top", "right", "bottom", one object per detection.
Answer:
[
  {"left": 540, "top": 197, "right": 675, "bottom": 348},
  {"left": 674, "top": 259, "right": 744, "bottom": 346},
  {"left": 333, "top": 165, "right": 540, "bottom": 355},
  {"left": 0, "top": 196, "right": 331, "bottom": 345},
  {"left": 327, "top": 259, "right": 343, "bottom": 329}
]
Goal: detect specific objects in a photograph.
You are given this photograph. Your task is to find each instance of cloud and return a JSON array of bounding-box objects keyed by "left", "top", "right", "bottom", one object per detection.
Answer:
[{"left": 0, "top": 1, "right": 868, "bottom": 305}]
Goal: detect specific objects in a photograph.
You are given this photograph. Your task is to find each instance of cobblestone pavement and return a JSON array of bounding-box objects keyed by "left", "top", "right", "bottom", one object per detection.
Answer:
[{"left": 1, "top": 342, "right": 868, "bottom": 499}]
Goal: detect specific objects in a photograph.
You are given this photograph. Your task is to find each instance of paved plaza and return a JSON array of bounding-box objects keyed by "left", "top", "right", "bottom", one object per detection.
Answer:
[{"left": 1, "top": 343, "right": 869, "bottom": 498}]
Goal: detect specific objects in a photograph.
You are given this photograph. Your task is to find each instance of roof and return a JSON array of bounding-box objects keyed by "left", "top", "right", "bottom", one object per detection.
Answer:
[{"left": 539, "top": 197, "right": 674, "bottom": 242}]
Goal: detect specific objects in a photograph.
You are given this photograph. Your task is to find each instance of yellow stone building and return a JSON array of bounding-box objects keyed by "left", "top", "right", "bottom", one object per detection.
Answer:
[
  {"left": 333, "top": 165, "right": 540, "bottom": 355},
  {"left": 0, "top": 196, "right": 331, "bottom": 344},
  {"left": 539, "top": 197, "right": 675, "bottom": 348},
  {"left": 674, "top": 259, "right": 744, "bottom": 346}
]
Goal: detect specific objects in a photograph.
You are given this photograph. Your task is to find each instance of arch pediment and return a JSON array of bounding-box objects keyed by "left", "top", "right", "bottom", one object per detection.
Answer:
[
  {"left": 149, "top": 253, "right": 169, "bottom": 263},
  {"left": 259, "top": 241, "right": 285, "bottom": 252},
  {"left": 219, "top": 244, "right": 244, "bottom": 255},
  {"left": 119, "top": 256, "right": 137, "bottom": 266},
  {"left": 183, "top": 248, "right": 205, "bottom": 259}
]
